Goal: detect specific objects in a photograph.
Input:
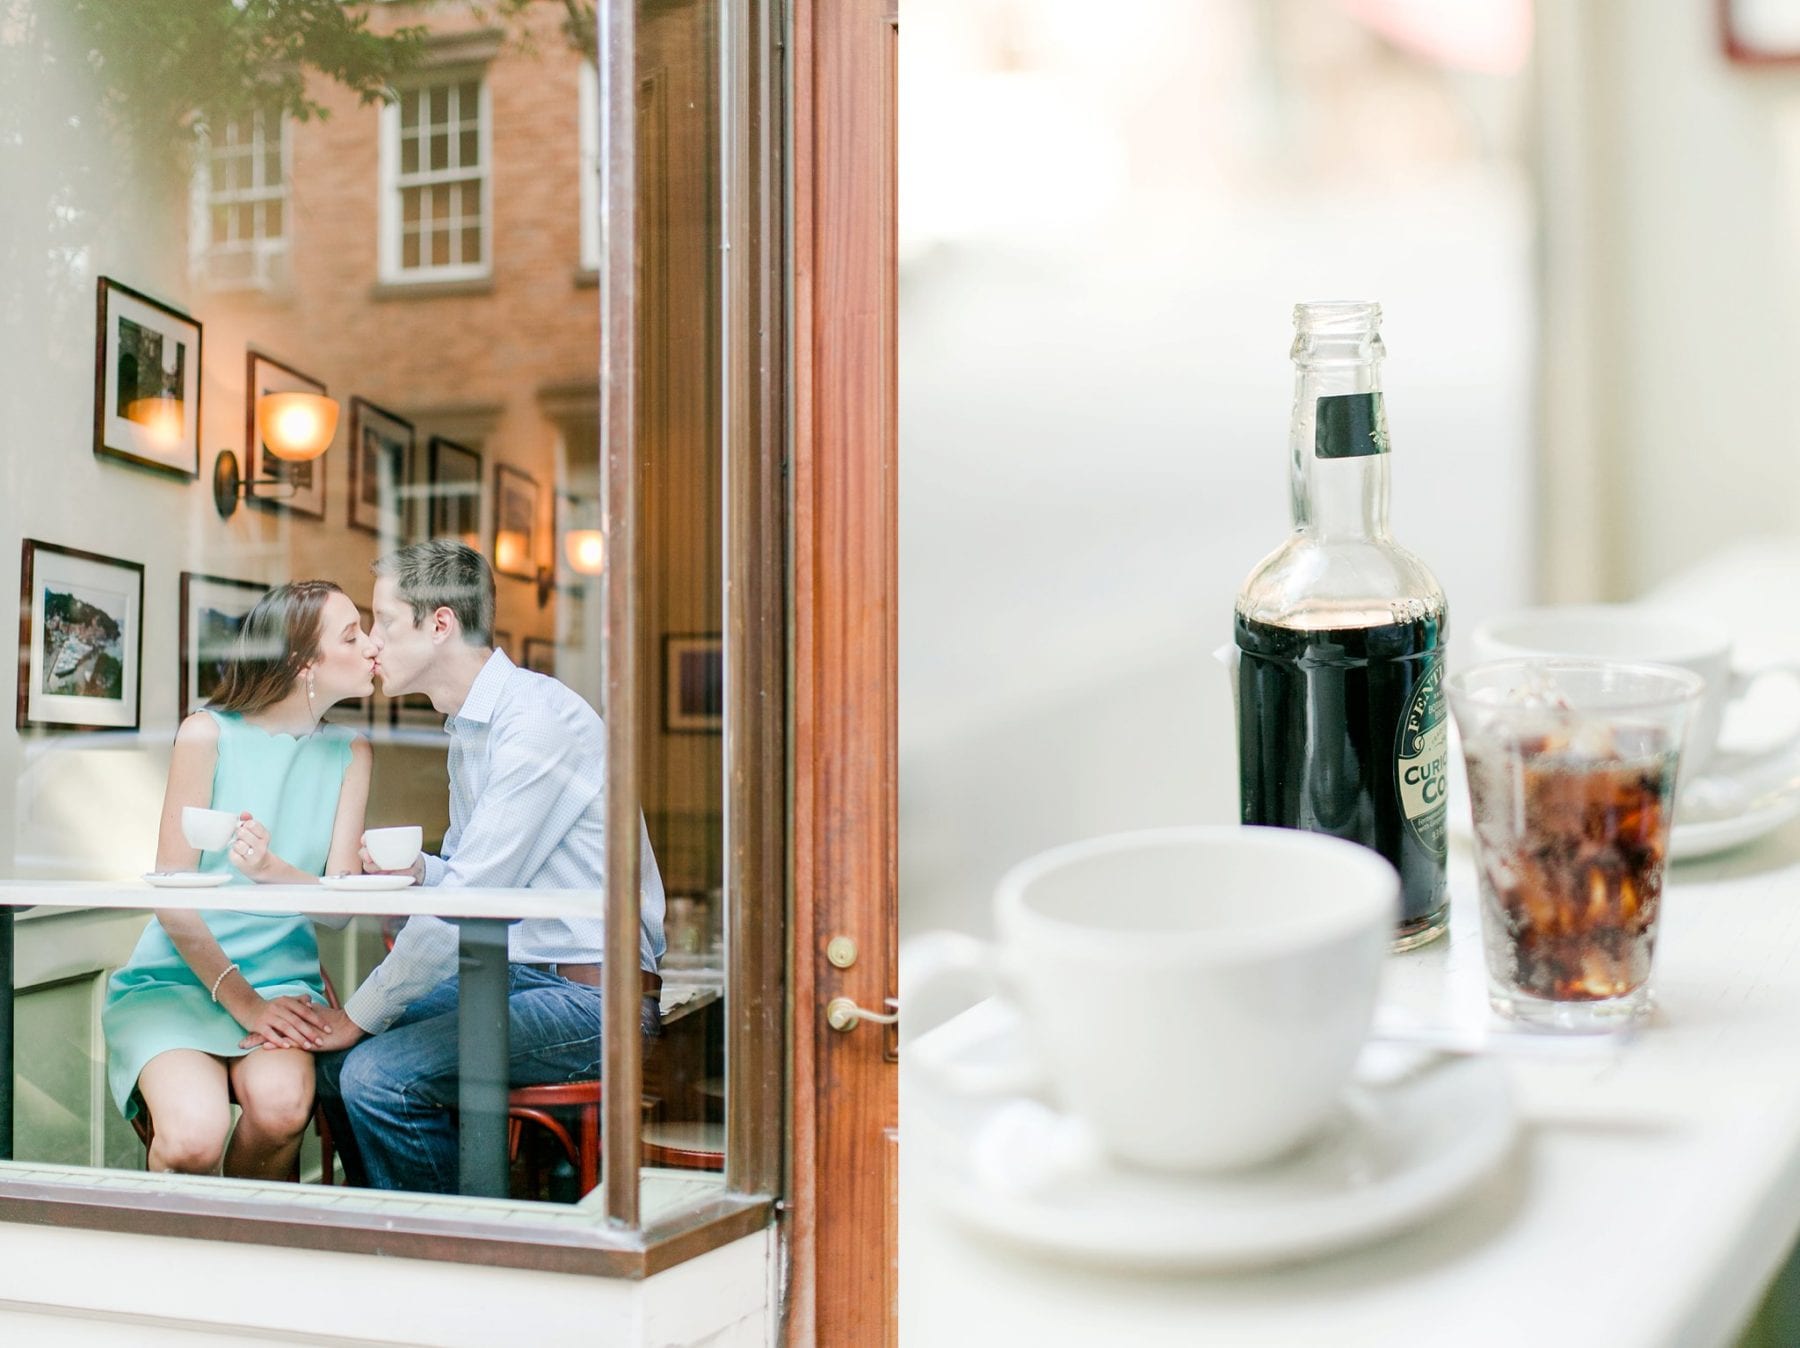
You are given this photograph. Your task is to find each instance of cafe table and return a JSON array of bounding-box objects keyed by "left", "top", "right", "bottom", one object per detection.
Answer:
[
  {"left": 902, "top": 823, "right": 1800, "bottom": 1347},
  {"left": 0, "top": 880, "right": 606, "bottom": 1199}
]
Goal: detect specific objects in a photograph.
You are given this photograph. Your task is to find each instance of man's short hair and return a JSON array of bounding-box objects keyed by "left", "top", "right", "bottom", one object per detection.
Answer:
[{"left": 373, "top": 540, "right": 495, "bottom": 647}]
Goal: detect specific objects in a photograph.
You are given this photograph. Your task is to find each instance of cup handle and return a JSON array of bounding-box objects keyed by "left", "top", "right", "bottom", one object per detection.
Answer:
[
  {"left": 899, "top": 931, "right": 1046, "bottom": 1097},
  {"left": 1727, "top": 659, "right": 1800, "bottom": 758}
]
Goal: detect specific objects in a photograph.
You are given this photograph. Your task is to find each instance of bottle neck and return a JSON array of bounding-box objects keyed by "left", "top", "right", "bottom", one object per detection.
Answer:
[{"left": 1289, "top": 361, "right": 1391, "bottom": 541}]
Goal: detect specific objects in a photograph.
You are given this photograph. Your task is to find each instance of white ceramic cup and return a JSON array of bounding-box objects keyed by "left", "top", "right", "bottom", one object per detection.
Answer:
[
  {"left": 902, "top": 826, "right": 1399, "bottom": 1174},
  {"left": 363, "top": 825, "right": 423, "bottom": 871},
  {"left": 181, "top": 806, "right": 239, "bottom": 852},
  {"left": 1469, "top": 605, "right": 1800, "bottom": 774}
]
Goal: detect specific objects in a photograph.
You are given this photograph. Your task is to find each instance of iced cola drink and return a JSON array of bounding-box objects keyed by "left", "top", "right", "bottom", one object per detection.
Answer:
[{"left": 1448, "top": 660, "right": 1702, "bottom": 1032}]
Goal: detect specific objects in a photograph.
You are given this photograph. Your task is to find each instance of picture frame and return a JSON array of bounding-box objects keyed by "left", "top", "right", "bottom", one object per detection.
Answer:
[
  {"left": 178, "top": 572, "right": 269, "bottom": 720},
  {"left": 246, "top": 350, "right": 329, "bottom": 519},
  {"left": 426, "top": 436, "right": 483, "bottom": 549},
  {"left": 493, "top": 629, "right": 514, "bottom": 662},
  {"left": 492, "top": 463, "right": 541, "bottom": 581},
  {"left": 348, "top": 397, "right": 413, "bottom": 543},
  {"left": 522, "top": 637, "right": 557, "bottom": 678},
  {"left": 662, "top": 633, "right": 723, "bottom": 734},
  {"left": 18, "top": 540, "right": 145, "bottom": 733},
  {"left": 93, "top": 277, "right": 202, "bottom": 478},
  {"left": 1722, "top": 0, "right": 1800, "bottom": 62}
]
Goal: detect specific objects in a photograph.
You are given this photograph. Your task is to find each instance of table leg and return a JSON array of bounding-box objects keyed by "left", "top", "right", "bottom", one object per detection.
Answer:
[{"left": 456, "top": 918, "right": 510, "bottom": 1198}]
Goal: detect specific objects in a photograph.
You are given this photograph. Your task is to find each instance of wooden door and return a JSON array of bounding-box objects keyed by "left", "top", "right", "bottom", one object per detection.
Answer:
[{"left": 789, "top": 0, "right": 900, "bottom": 1342}]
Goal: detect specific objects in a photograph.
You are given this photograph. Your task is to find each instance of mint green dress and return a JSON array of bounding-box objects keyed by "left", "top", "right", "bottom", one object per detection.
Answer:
[{"left": 102, "top": 710, "right": 357, "bottom": 1118}]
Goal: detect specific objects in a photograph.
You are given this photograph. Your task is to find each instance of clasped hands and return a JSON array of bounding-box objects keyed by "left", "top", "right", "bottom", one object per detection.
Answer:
[{"left": 239, "top": 998, "right": 365, "bottom": 1053}]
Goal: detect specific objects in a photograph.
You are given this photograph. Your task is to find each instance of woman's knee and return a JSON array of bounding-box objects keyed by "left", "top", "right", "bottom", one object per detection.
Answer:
[
  {"left": 238, "top": 1074, "right": 316, "bottom": 1139},
  {"left": 149, "top": 1116, "right": 228, "bottom": 1174}
]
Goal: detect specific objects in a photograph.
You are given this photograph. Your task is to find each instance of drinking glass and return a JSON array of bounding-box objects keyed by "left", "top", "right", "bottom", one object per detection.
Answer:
[{"left": 1448, "top": 659, "right": 1703, "bottom": 1032}]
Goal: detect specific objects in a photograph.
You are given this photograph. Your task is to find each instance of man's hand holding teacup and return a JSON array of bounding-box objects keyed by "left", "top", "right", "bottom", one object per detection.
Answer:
[{"left": 358, "top": 844, "right": 425, "bottom": 885}]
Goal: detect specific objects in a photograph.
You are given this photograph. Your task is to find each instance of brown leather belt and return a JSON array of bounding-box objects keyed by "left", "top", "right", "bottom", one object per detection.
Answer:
[{"left": 526, "top": 962, "right": 661, "bottom": 997}]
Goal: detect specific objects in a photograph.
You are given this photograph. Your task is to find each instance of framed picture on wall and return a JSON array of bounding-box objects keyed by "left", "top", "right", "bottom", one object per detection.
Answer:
[
  {"left": 178, "top": 572, "right": 269, "bottom": 719},
  {"left": 93, "top": 277, "right": 202, "bottom": 478},
  {"left": 492, "top": 464, "right": 540, "bottom": 581},
  {"left": 348, "top": 397, "right": 413, "bottom": 543},
  {"left": 662, "top": 633, "right": 723, "bottom": 734},
  {"left": 246, "top": 350, "right": 329, "bottom": 519},
  {"left": 522, "top": 637, "right": 556, "bottom": 677},
  {"left": 493, "top": 629, "right": 514, "bottom": 662},
  {"left": 426, "top": 436, "right": 483, "bottom": 548},
  {"left": 18, "top": 540, "right": 145, "bottom": 733}
]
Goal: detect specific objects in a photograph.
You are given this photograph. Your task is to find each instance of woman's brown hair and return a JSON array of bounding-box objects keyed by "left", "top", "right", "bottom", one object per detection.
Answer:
[{"left": 207, "top": 580, "right": 344, "bottom": 715}]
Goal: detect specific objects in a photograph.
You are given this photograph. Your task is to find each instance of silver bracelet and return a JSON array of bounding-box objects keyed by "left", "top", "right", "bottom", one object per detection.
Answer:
[{"left": 209, "top": 962, "right": 240, "bottom": 1003}]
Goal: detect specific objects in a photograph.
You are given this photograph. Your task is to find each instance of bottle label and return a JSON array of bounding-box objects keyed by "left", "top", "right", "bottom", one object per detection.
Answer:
[
  {"left": 1315, "top": 392, "right": 1390, "bottom": 460},
  {"left": 1396, "top": 655, "right": 1448, "bottom": 857}
]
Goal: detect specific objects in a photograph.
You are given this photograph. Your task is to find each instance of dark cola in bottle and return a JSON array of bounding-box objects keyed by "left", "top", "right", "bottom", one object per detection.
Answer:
[{"left": 1233, "top": 302, "right": 1449, "bottom": 950}]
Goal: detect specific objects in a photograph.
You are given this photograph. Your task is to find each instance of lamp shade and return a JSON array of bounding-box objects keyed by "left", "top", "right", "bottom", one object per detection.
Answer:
[
  {"left": 256, "top": 392, "right": 339, "bottom": 461},
  {"left": 565, "top": 528, "right": 606, "bottom": 575}
]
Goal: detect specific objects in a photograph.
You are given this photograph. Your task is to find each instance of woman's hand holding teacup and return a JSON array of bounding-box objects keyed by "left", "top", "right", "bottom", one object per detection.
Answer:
[{"left": 229, "top": 814, "right": 283, "bottom": 882}]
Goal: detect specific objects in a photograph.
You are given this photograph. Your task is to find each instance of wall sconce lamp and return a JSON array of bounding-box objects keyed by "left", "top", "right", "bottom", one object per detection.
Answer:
[
  {"left": 565, "top": 528, "right": 605, "bottom": 577},
  {"left": 213, "top": 392, "right": 340, "bottom": 519}
]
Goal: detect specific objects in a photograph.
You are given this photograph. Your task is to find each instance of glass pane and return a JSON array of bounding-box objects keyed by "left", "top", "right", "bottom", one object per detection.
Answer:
[{"left": 1, "top": 0, "right": 738, "bottom": 1247}]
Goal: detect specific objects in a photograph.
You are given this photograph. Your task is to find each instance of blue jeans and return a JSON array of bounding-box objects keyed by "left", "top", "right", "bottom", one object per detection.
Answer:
[{"left": 315, "top": 965, "right": 660, "bottom": 1194}]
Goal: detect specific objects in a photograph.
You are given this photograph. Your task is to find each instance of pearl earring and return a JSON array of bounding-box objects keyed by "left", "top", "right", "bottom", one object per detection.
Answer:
[{"left": 306, "top": 672, "right": 316, "bottom": 715}]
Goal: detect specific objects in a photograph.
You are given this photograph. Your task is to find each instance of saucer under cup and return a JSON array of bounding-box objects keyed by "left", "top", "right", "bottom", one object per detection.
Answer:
[{"left": 320, "top": 873, "right": 416, "bottom": 893}]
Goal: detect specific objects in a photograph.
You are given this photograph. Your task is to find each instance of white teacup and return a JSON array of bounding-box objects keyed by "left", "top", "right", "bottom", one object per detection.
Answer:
[
  {"left": 363, "top": 825, "right": 423, "bottom": 871},
  {"left": 181, "top": 806, "right": 239, "bottom": 852},
  {"left": 903, "top": 826, "right": 1398, "bottom": 1174},
  {"left": 1470, "top": 605, "right": 1800, "bottom": 774}
]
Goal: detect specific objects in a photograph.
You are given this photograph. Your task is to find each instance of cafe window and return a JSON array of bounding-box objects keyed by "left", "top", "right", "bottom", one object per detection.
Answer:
[
  {"left": 380, "top": 73, "right": 491, "bottom": 282},
  {"left": 0, "top": 0, "right": 798, "bottom": 1303},
  {"left": 192, "top": 107, "right": 291, "bottom": 293}
]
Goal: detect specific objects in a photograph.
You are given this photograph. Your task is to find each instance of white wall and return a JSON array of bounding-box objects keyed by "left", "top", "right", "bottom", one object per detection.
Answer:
[
  {"left": 1538, "top": 0, "right": 1800, "bottom": 599},
  {"left": 0, "top": 1224, "right": 778, "bottom": 1346}
]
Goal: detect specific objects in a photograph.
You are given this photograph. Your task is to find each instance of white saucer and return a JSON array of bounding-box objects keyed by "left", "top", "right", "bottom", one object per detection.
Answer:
[
  {"left": 1446, "top": 724, "right": 1800, "bottom": 863},
  {"left": 904, "top": 1004, "right": 1517, "bottom": 1270},
  {"left": 142, "top": 871, "right": 231, "bottom": 889},
  {"left": 320, "top": 873, "right": 417, "bottom": 892}
]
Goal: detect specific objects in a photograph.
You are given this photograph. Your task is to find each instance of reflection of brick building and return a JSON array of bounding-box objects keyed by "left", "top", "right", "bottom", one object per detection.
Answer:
[{"left": 196, "top": 0, "right": 721, "bottom": 891}]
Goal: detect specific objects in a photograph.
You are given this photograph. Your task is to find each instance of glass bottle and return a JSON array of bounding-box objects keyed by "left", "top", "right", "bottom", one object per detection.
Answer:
[{"left": 1234, "top": 301, "right": 1449, "bottom": 950}]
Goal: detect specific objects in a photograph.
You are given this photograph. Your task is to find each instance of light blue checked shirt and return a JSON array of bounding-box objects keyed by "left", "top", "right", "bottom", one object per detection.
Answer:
[{"left": 344, "top": 649, "right": 667, "bottom": 1034}]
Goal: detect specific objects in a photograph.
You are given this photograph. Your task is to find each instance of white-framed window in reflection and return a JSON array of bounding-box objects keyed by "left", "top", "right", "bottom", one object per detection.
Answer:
[
  {"left": 379, "top": 73, "right": 492, "bottom": 282},
  {"left": 191, "top": 107, "right": 290, "bottom": 292},
  {"left": 579, "top": 60, "right": 600, "bottom": 273}
]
